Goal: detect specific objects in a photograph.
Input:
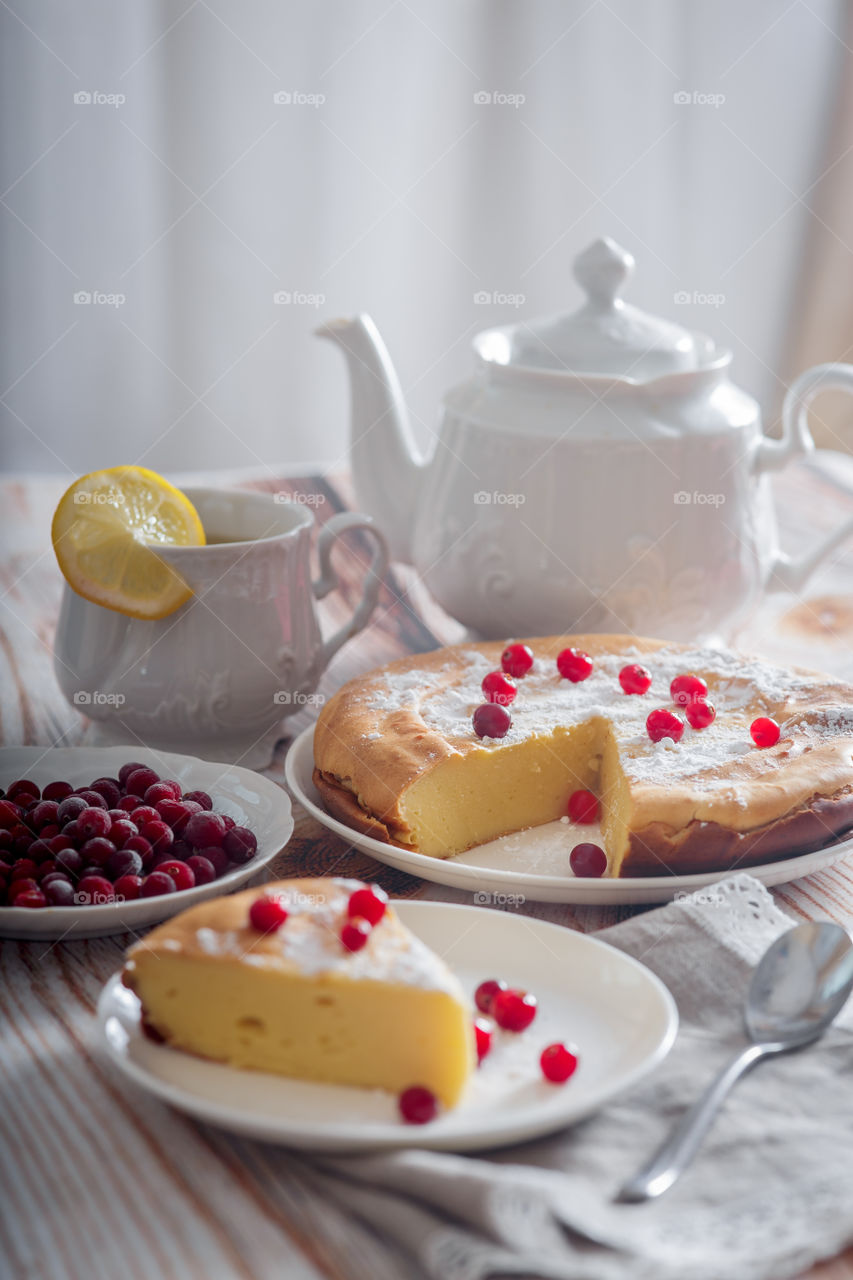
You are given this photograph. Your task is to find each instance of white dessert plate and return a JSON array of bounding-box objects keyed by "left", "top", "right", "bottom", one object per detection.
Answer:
[
  {"left": 286, "top": 724, "right": 853, "bottom": 905},
  {"left": 97, "top": 899, "right": 677, "bottom": 1152},
  {"left": 0, "top": 746, "right": 293, "bottom": 939}
]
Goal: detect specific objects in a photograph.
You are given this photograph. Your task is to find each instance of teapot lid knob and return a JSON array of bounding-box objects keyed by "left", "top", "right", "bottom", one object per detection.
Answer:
[{"left": 573, "top": 237, "right": 634, "bottom": 308}]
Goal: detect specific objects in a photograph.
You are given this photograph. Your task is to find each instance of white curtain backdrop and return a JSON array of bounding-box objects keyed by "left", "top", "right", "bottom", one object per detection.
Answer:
[{"left": 0, "top": 0, "right": 845, "bottom": 478}]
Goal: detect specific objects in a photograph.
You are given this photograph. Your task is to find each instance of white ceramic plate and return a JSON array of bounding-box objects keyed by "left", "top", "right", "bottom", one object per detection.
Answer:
[
  {"left": 0, "top": 746, "right": 294, "bottom": 939},
  {"left": 286, "top": 724, "right": 853, "bottom": 905},
  {"left": 97, "top": 899, "right": 677, "bottom": 1152}
]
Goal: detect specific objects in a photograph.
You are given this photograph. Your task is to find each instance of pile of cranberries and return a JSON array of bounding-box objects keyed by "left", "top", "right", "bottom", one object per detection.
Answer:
[{"left": 0, "top": 763, "right": 258, "bottom": 909}]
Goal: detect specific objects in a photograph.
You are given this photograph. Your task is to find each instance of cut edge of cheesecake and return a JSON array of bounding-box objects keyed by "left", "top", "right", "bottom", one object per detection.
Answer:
[{"left": 122, "top": 878, "right": 476, "bottom": 1107}]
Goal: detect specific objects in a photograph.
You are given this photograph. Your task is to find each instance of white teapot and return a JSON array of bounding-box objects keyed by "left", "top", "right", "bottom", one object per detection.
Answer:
[{"left": 318, "top": 237, "right": 853, "bottom": 641}]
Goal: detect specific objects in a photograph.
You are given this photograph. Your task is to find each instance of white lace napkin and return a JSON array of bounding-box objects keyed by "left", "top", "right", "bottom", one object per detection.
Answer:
[{"left": 298, "top": 874, "right": 853, "bottom": 1280}]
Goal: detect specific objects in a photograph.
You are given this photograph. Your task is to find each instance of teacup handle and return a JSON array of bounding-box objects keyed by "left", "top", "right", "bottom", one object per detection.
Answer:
[
  {"left": 313, "top": 512, "right": 389, "bottom": 666},
  {"left": 757, "top": 363, "right": 853, "bottom": 592}
]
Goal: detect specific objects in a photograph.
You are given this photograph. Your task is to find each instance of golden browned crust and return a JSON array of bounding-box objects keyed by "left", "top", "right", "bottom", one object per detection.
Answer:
[{"left": 313, "top": 767, "right": 413, "bottom": 849}]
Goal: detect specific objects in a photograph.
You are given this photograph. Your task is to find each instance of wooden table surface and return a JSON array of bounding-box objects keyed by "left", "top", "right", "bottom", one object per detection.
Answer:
[{"left": 4, "top": 461, "right": 853, "bottom": 1280}]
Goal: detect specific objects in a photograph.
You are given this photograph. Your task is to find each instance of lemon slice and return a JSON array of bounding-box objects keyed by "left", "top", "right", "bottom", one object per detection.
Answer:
[{"left": 51, "top": 466, "right": 205, "bottom": 619}]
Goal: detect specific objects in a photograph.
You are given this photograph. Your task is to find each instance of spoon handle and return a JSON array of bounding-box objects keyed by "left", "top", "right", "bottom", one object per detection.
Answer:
[{"left": 616, "top": 1042, "right": 774, "bottom": 1203}]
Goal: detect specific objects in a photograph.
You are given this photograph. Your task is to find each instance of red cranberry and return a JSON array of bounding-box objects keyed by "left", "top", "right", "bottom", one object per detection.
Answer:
[
  {"left": 12, "top": 825, "right": 35, "bottom": 855},
  {"left": 751, "top": 717, "right": 781, "bottom": 748},
  {"left": 501, "top": 643, "right": 534, "bottom": 678},
  {"left": 185, "top": 855, "right": 216, "bottom": 885},
  {"left": 6, "top": 779, "right": 39, "bottom": 803},
  {"left": 80, "top": 837, "right": 116, "bottom": 867},
  {"left": 670, "top": 673, "right": 708, "bottom": 707},
  {"left": 341, "top": 918, "right": 372, "bottom": 952},
  {"left": 44, "top": 879, "right": 75, "bottom": 907},
  {"left": 557, "top": 647, "right": 593, "bottom": 682},
  {"left": 140, "top": 871, "right": 177, "bottom": 898},
  {"left": 89, "top": 778, "right": 121, "bottom": 808},
  {"left": 398, "top": 1085, "right": 438, "bottom": 1124},
  {"left": 57, "top": 795, "right": 87, "bottom": 825},
  {"left": 155, "top": 799, "right": 190, "bottom": 831},
  {"left": 222, "top": 826, "right": 257, "bottom": 864},
  {"left": 686, "top": 699, "right": 716, "bottom": 730},
  {"left": 76, "top": 875, "right": 115, "bottom": 905},
  {"left": 567, "top": 790, "right": 599, "bottom": 824},
  {"left": 569, "top": 842, "right": 607, "bottom": 877},
  {"left": 34, "top": 859, "right": 59, "bottom": 881},
  {"left": 13, "top": 888, "right": 46, "bottom": 909},
  {"left": 185, "top": 811, "right": 227, "bottom": 849},
  {"left": 197, "top": 845, "right": 229, "bottom": 876},
  {"left": 183, "top": 789, "right": 213, "bottom": 810},
  {"left": 107, "top": 848, "right": 144, "bottom": 879},
  {"left": 43, "top": 780, "right": 73, "bottom": 803},
  {"left": 249, "top": 894, "right": 289, "bottom": 932},
  {"left": 9, "top": 877, "right": 39, "bottom": 902},
  {"left": 540, "top": 1042, "right": 579, "bottom": 1083},
  {"left": 40, "top": 870, "right": 70, "bottom": 888},
  {"left": 0, "top": 800, "right": 20, "bottom": 830},
  {"left": 474, "top": 978, "right": 507, "bottom": 1015},
  {"left": 125, "top": 767, "right": 160, "bottom": 797},
  {"left": 222, "top": 815, "right": 236, "bottom": 831},
  {"left": 28, "top": 839, "right": 54, "bottom": 864},
  {"left": 129, "top": 805, "right": 159, "bottom": 827},
  {"left": 61, "top": 819, "right": 83, "bottom": 845},
  {"left": 481, "top": 671, "right": 517, "bottom": 707},
  {"left": 113, "top": 874, "right": 143, "bottom": 902},
  {"left": 646, "top": 708, "right": 685, "bottom": 744},
  {"left": 347, "top": 884, "right": 387, "bottom": 925},
  {"left": 138, "top": 820, "right": 174, "bottom": 854},
  {"left": 144, "top": 781, "right": 181, "bottom": 807},
  {"left": 77, "top": 807, "right": 112, "bottom": 841},
  {"left": 117, "top": 795, "right": 142, "bottom": 813},
  {"left": 118, "top": 760, "right": 148, "bottom": 787},
  {"left": 492, "top": 988, "right": 537, "bottom": 1032},
  {"left": 123, "top": 835, "right": 153, "bottom": 862},
  {"left": 30, "top": 801, "right": 59, "bottom": 830},
  {"left": 156, "top": 860, "right": 195, "bottom": 892},
  {"left": 49, "top": 834, "right": 72, "bottom": 854},
  {"left": 169, "top": 839, "right": 192, "bottom": 862},
  {"left": 619, "top": 663, "right": 652, "bottom": 695},
  {"left": 108, "top": 818, "right": 138, "bottom": 848},
  {"left": 54, "top": 847, "right": 83, "bottom": 878},
  {"left": 472, "top": 703, "right": 512, "bottom": 739},
  {"left": 474, "top": 1018, "right": 493, "bottom": 1064},
  {"left": 39, "top": 823, "right": 60, "bottom": 840},
  {"left": 75, "top": 790, "right": 108, "bottom": 809}
]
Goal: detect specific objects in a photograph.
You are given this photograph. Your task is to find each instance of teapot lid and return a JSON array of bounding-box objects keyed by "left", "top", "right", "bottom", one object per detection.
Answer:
[{"left": 505, "top": 238, "right": 701, "bottom": 379}]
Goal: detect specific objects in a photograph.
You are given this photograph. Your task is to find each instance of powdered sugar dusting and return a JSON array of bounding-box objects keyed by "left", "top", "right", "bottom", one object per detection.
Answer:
[
  {"left": 193, "top": 878, "right": 464, "bottom": 996},
  {"left": 364, "top": 643, "right": 850, "bottom": 793}
]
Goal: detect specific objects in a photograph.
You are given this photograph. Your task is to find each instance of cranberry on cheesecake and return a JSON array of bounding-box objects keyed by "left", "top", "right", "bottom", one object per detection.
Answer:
[{"left": 312, "top": 635, "right": 853, "bottom": 877}]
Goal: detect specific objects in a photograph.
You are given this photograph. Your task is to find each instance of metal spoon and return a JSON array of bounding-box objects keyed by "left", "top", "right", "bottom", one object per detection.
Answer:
[{"left": 617, "top": 921, "right": 853, "bottom": 1204}]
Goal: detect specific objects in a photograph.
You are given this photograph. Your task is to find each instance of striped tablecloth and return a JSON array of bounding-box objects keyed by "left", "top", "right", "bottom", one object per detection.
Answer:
[{"left": 3, "top": 459, "right": 853, "bottom": 1280}]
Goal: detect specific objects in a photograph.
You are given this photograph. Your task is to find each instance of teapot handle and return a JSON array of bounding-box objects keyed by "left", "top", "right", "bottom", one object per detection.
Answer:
[
  {"left": 758, "top": 363, "right": 853, "bottom": 592},
  {"left": 312, "top": 512, "right": 389, "bottom": 667}
]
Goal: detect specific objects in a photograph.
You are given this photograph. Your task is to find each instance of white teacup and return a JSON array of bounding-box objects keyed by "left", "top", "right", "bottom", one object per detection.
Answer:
[{"left": 53, "top": 487, "right": 389, "bottom": 767}]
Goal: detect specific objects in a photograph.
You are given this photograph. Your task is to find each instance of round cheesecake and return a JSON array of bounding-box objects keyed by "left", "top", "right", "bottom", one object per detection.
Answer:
[{"left": 313, "top": 635, "right": 853, "bottom": 877}]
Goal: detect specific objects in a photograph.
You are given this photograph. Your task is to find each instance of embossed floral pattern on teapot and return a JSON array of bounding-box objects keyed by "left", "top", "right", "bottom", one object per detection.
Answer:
[{"left": 318, "top": 238, "right": 853, "bottom": 641}]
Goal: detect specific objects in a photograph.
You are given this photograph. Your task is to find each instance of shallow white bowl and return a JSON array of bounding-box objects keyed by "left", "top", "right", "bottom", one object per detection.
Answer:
[
  {"left": 97, "top": 899, "right": 678, "bottom": 1152},
  {"left": 0, "top": 746, "right": 293, "bottom": 939},
  {"left": 286, "top": 724, "right": 853, "bottom": 905}
]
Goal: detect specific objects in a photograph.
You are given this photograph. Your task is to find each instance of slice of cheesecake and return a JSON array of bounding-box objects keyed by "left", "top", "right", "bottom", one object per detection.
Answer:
[{"left": 122, "top": 877, "right": 475, "bottom": 1107}]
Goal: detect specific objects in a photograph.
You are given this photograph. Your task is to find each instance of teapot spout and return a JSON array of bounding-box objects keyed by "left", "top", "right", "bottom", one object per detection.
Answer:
[{"left": 316, "top": 314, "right": 424, "bottom": 561}]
